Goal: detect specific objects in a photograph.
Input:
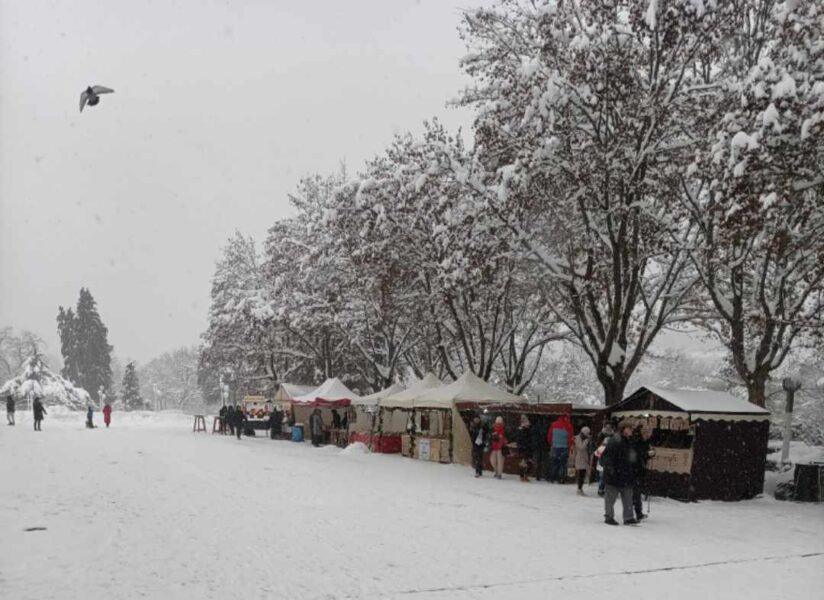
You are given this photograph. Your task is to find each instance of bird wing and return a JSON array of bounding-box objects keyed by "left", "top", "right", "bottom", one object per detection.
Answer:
[
  {"left": 91, "top": 85, "right": 114, "bottom": 94},
  {"left": 79, "top": 91, "right": 89, "bottom": 112}
]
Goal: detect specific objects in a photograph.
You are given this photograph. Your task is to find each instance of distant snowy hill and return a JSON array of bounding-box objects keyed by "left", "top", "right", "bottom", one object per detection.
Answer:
[{"left": 0, "top": 354, "right": 90, "bottom": 410}]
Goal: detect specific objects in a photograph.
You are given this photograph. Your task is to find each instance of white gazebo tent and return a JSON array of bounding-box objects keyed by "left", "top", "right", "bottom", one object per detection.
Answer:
[
  {"left": 348, "top": 383, "right": 405, "bottom": 449},
  {"left": 292, "top": 378, "right": 361, "bottom": 445},
  {"left": 404, "top": 372, "right": 523, "bottom": 464},
  {"left": 376, "top": 373, "right": 444, "bottom": 453}
]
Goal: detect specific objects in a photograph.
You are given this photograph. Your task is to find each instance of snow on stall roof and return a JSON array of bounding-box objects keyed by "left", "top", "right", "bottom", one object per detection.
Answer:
[
  {"left": 273, "top": 383, "right": 317, "bottom": 402},
  {"left": 356, "top": 383, "right": 405, "bottom": 407},
  {"left": 381, "top": 373, "right": 443, "bottom": 409},
  {"left": 640, "top": 385, "right": 769, "bottom": 414},
  {"left": 292, "top": 378, "right": 361, "bottom": 404},
  {"left": 411, "top": 372, "right": 523, "bottom": 410}
]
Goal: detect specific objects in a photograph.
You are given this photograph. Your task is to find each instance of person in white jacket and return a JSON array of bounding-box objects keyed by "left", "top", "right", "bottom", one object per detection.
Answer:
[{"left": 573, "top": 427, "right": 593, "bottom": 495}]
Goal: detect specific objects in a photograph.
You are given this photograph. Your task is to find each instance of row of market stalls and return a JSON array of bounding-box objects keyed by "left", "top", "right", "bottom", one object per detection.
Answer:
[{"left": 258, "top": 375, "right": 771, "bottom": 502}]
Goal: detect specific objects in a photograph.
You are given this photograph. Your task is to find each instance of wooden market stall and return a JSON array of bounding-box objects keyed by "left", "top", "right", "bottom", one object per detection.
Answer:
[
  {"left": 398, "top": 372, "right": 524, "bottom": 465},
  {"left": 608, "top": 385, "right": 770, "bottom": 501}
]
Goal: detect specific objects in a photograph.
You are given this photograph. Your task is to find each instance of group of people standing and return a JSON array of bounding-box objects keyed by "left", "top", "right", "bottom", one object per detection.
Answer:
[
  {"left": 469, "top": 413, "right": 582, "bottom": 483},
  {"left": 218, "top": 404, "right": 292, "bottom": 441},
  {"left": 468, "top": 412, "right": 654, "bottom": 526}
]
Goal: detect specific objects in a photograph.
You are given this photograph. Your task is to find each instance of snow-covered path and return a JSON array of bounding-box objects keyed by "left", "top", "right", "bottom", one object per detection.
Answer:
[{"left": 1, "top": 411, "right": 822, "bottom": 600}]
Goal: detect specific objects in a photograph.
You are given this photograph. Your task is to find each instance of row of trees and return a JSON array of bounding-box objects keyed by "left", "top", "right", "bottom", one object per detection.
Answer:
[{"left": 200, "top": 0, "right": 824, "bottom": 407}]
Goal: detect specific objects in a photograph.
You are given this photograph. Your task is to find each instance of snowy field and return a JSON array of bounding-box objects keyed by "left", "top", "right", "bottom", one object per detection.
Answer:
[{"left": 2, "top": 411, "right": 823, "bottom": 600}]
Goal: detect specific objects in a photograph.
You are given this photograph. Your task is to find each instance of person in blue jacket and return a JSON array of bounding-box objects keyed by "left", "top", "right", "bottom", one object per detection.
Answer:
[{"left": 86, "top": 404, "right": 95, "bottom": 428}]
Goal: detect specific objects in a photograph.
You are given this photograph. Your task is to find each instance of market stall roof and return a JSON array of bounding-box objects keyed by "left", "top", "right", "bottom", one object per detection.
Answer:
[
  {"left": 356, "top": 383, "right": 405, "bottom": 407},
  {"left": 381, "top": 373, "right": 443, "bottom": 409},
  {"left": 413, "top": 372, "right": 523, "bottom": 409},
  {"left": 273, "top": 383, "right": 316, "bottom": 402},
  {"left": 612, "top": 385, "right": 770, "bottom": 420},
  {"left": 292, "top": 378, "right": 361, "bottom": 407}
]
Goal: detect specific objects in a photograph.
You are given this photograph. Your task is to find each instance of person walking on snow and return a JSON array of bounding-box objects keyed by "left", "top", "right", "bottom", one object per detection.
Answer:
[
  {"left": 516, "top": 415, "right": 534, "bottom": 482},
  {"left": 6, "top": 394, "right": 15, "bottom": 426},
  {"left": 32, "top": 396, "right": 46, "bottom": 431},
  {"left": 573, "top": 426, "right": 593, "bottom": 495},
  {"left": 469, "top": 414, "right": 490, "bottom": 477},
  {"left": 548, "top": 414, "right": 574, "bottom": 483},
  {"left": 102, "top": 403, "right": 112, "bottom": 428},
  {"left": 233, "top": 404, "right": 246, "bottom": 439},
  {"left": 86, "top": 404, "right": 95, "bottom": 428},
  {"left": 226, "top": 405, "right": 236, "bottom": 436},
  {"left": 269, "top": 407, "right": 283, "bottom": 440},
  {"left": 489, "top": 416, "right": 508, "bottom": 479},
  {"left": 601, "top": 420, "right": 639, "bottom": 526}
]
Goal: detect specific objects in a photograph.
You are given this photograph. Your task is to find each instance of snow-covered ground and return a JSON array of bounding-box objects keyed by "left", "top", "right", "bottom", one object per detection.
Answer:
[{"left": 2, "top": 410, "right": 822, "bottom": 600}]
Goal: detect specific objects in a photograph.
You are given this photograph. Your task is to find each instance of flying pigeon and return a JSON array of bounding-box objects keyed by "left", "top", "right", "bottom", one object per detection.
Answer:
[{"left": 79, "top": 85, "right": 114, "bottom": 112}]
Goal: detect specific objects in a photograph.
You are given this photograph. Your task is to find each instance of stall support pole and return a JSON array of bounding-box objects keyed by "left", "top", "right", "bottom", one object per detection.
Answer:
[{"left": 780, "top": 378, "right": 801, "bottom": 468}]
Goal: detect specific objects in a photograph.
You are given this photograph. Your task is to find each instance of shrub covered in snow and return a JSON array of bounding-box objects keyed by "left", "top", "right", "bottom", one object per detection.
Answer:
[{"left": 0, "top": 354, "right": 90, "bottom": 410}]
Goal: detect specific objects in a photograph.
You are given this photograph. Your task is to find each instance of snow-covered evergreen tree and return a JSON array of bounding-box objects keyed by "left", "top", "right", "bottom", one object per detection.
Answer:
[
  {"left": 121, "top": 361, "right": 143, "bottom": 410},
  {"left": 57, "top": 288, "right": 114, "bottom": 403},
  {"left": 0, "top": 351, "right": 90, "bottom": 410}
]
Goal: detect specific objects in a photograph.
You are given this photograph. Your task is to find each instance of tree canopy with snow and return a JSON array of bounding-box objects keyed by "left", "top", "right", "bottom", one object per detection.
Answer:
[{"left": 0, "top": 352, "right": 90, "bottom": 410}]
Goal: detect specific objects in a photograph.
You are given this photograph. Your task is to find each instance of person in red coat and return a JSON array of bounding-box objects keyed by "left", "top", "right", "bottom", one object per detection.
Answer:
[
  {"left": 102, "top": 403, "right": 112, "bottom": 428},
  {"left": 489, "top": 416, "right": 508, "bottom": 479},
  {"left": 548, "top": 414, "right": 575, "bottom": 482}
]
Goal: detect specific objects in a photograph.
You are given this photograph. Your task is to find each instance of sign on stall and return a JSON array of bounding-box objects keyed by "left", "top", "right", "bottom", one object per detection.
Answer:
[
  {"left": 418, "top": 438, "right": 431, "bottom": 461},
  {"left": 648, "top": 447, "right": 693, "bottom": 474}
]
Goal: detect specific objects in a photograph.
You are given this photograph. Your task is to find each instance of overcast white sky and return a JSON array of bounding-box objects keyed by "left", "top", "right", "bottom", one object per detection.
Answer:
[{"left": 0, "top": 0, "right": 485, "bottom": 364}]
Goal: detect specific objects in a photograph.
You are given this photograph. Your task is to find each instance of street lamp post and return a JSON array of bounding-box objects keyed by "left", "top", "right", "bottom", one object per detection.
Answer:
[{"left": 780, "top": 377, "right": 802, "bottom": 468}]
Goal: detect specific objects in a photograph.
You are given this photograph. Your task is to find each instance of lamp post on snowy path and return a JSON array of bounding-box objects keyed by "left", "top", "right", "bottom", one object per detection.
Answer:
[{"left": 780, "top": 377, "right": 802, "bottom": 468}]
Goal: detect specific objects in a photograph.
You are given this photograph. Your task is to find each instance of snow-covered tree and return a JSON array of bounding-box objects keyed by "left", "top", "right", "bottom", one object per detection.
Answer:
[
  {"left": 681, "top": 0, "right": 824, "bottom": 407},
  {"left": 0, "top": 351, "right": 90, "bottom": 410},
  {"left": 57, "top": 288, "right": 114, "bottom": 403},
  {"left": 140, "top": 347, "right": 204, "bottom": 410},
  {"left": 0, "top": 327, "right": 46, "bottom": 382},
  {"left": 456, "top": 0, "right": 737, "bottom": 404},
  {"left": 120, "top": 361, "right": 143, "bottom": 410}
]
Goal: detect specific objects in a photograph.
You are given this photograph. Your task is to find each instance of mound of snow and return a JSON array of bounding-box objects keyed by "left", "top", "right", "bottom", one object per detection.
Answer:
[{"left": 340, "top": 442, "right": 369, "bottom": 456}]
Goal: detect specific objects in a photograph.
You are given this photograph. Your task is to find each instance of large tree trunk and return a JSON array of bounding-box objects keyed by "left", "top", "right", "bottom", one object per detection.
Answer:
[{"left": 745, "top": 376, "right": 768, "bottom": 408}]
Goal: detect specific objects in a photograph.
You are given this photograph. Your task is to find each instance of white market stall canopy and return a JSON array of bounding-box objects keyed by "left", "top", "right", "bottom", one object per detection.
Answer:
[
  {"left": 292, "top": 378, "right": 361, "bottom": 408},
  {"left": 412, "top": 372, "right": 522, "bottom": 409},
  {"left": 356, "top": 383, "right": 405, "bottom": 407},
  {"left": 381, "top": 373, "right": 444, "bottom": 409},
  {"left": 273, "top": 383, "right": 316, "bottom": 402}
]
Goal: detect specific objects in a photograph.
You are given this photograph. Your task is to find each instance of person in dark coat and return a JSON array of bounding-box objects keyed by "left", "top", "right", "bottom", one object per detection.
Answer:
[
  {"left": 631, "top": 425, "right": 655, "bottom": 520},
  {"left": 226, "top": 405, "right": 236, "bottom": 436},
  {"left": 233, "top": 405, "right": 246, "bottom": 439},
  {"left": 331, "top": 409, "right": 342, "bottom": 430},
  {"left": 6, "top": 394, "right": 15, "bottom": 426},
  {"left": 601, "top": 420, "right": 639, "bottom": 525},
  {"left": 516, "top": 415, "right": 534, "bottom": 482},
  {"left": 269, "top": 407, "right": 283, "bottom": 440},
  {"left": 595, "top": 421, "right": 616, "bottom": 495},
  {"left": 32, "top": 396, "right": 46, "bottom": 431},
  {"left": 309, "top": 409, "right": 325, "bottom": 447},
  {"left": 533, "top": 419, "right": 549, "bottom": 481},
  {"left": 86, "top": 404, "right": 95, "bottom": 428},
  {"left": 468, "top": 414, "right": 490, "bottom": 478},
  {"left": 219, "top": 405, "right": 228, "bottom": 433}
]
